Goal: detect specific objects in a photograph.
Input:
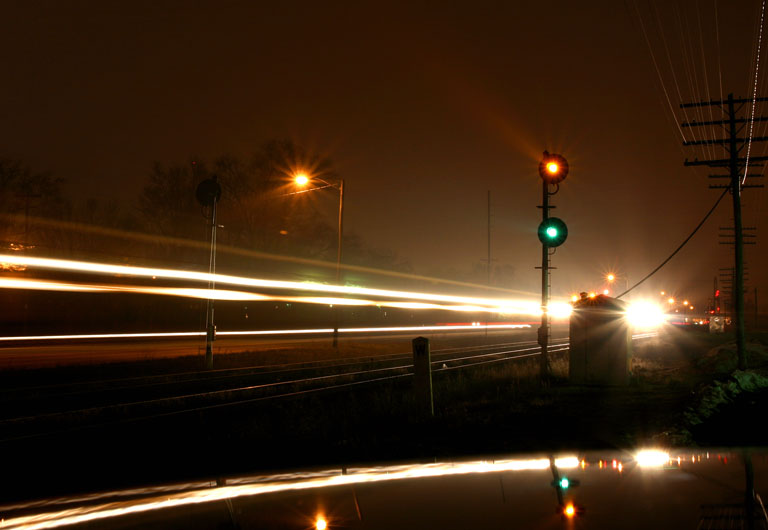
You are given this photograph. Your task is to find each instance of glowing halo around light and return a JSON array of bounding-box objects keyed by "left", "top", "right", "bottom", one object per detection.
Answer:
[
  {"left": 635, "top": 450, "right": 670, "bottom": 467},
  {"left": 626, "top": 301, "right": 666, "bottom": 329}
]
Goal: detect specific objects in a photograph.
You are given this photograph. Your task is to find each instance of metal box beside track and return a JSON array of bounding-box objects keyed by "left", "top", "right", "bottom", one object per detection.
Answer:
[{"left": 569, "top": 294, "right": 632, "bottom": 385}]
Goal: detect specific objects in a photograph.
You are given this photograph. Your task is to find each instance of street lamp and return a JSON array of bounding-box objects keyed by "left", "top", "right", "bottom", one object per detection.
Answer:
[
  {"left": 294, "top": 173, "right": 309, "bottom": 186},
  {"left": 294, "top": 173, "right": 345, "bottom": 347},
  {"left": 195, "top": 175, "right": 222, "bottom": 370}
]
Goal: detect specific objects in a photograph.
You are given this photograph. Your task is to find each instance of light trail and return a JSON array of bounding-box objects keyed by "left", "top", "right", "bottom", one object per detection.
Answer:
[
  {"left": 0, "top": 324, "right": 531, "bottom": 343},
  {"left": 0, "top": 277, "right": 564, "bottom": 323},
  {"left": 0, "top": 254, "right": 566, "bottom": 316},
  {"left": 0, "top": 456, "right": 579, "bottom": 529},
  {"left": 0, "top": 212, "right": 536, "bottom": 297}
]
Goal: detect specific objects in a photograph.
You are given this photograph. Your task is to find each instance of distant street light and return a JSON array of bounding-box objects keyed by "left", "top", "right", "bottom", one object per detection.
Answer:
[
  {"left": 668, "top": 297, "right": 675, "bottom": 304},
  {"left": 294, "top": 172, "right": 345, "bottom": 347},
  {"left": 606, "top": 272, "right": 629, "bottom": 296}
]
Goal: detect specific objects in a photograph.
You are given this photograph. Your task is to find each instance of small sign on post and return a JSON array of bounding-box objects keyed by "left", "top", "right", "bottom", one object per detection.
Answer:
[{"left": 412, "top": 336, "right": 434, "bottom": 418}]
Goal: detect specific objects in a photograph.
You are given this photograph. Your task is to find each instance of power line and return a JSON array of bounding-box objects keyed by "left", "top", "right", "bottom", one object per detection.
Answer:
[{"left": 616, "top": 187, "right": 729, "bottom": 299}]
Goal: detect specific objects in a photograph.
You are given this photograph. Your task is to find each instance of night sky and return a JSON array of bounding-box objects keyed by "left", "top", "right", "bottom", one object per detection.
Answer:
[{"left": 1, "top": 1, "right": 766, "bottom": 308}]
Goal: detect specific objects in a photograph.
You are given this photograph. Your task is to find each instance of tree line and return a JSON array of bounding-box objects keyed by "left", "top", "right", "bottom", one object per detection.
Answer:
[{"left": 0, "top": 139, "right": 410, "bottom": 280}]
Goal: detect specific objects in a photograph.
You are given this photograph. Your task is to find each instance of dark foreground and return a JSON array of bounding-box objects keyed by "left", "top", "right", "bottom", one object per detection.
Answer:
[{"left": 2, "top": 327, "right": 768, "bottom": 508}]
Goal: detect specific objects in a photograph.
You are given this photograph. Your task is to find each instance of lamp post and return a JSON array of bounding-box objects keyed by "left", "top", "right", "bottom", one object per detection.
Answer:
[
  {"left": 294, "top": 173, "right": 345, "bottom": 347},
  {"left": 195, "top": 175, "right": 222, "bottom": 370}
]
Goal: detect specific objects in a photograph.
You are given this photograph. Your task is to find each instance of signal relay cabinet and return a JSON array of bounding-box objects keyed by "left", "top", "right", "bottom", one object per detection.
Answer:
[{"left": 569, "top": 295, "right": 632, "bottom": 385}]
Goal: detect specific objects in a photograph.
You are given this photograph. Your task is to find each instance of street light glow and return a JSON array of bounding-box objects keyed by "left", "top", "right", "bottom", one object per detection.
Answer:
[
  {"left": 668, "top": 297, "right": 675, "bottom": 304},
  {"left": 607, "top": 273, "right": 615, "bottom": 282},
  {"left": 294, "top": 173, "right": 309, "bottom": 186}
]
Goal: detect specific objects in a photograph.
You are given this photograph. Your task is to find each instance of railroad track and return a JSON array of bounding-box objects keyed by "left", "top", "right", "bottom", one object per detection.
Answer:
[{"left": 0, "top": 334, "right": 655, "bottom": 443}]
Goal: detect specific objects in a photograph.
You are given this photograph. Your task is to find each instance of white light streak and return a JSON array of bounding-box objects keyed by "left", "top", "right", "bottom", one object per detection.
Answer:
[
  {"left": 0, "top": 255, "right": 570, "bottom": 317},
  {"left": 0, "top": 324, "right": 531, "bottom": 343},
  {"left": 0, "top": 277, "right": 545, "bottom": 319}
]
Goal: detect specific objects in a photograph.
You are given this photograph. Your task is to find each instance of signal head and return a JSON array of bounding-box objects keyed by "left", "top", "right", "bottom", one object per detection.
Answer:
[
  {"left": 539, "top": 151, "right": 569, "bottom": 183},
  {"left": 538, "top": 217, "right": 568, "bottom": 247}
]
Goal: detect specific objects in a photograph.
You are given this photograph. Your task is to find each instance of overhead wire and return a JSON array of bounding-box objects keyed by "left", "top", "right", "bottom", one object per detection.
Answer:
[
  {"left": 632, "top": 0, "right": 695, "bottom": 148},
  {"left": 651, "top": 1, "right": 697, "bottom": 156},
  {"left": 673, "top": 2, "right": 711, "bottom": 161},
  {"left": 684, "top": 5, "right": 715, "bottom": 160},
  {"left": 616, "top": 186, "right": 730, "bottom": 298},
  {"left": 714, "top": 0, "right": 724, "bottom": 106},
  {"left": 696, "top": 3, "right": 719, "bottom": 158}
]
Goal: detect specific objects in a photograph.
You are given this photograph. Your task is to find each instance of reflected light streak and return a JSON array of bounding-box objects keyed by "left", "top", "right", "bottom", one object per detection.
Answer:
[
  {"left": 0, "top": 254, "right": 568, "bottom": 315},
  {"left": 0, "top": 456, "right": 579, "bottom": 530}
]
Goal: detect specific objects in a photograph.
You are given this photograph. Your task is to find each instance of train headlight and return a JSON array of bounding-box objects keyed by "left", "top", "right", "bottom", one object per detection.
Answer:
[{"left": 626, "top": 302, "right": 665, "bottom": 329}]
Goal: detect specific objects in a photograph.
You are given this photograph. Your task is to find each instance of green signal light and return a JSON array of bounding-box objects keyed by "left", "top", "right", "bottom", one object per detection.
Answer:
[
  {"left": 537, "top": 217, "right": 568, "bottom": 247},
  {"left": 559, "top": 478, "right": 570, "bottom": 489}
]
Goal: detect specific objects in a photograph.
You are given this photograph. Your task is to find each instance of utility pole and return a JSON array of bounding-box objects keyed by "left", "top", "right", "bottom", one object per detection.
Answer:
[
  {"left": 487, "top": 190, "right": 492, "bottom": 288},
  {"left": 681, "top": 93, "right": 767, "bottom": 370},
  {"left": 481, "top": 190, "right": 496, "bottom": 337},
  {"left": 332, "top": 178, "right": 345, "bottom": 348},
  {"left": 756, "top": 287, "right": 759, "bottom": 330}
]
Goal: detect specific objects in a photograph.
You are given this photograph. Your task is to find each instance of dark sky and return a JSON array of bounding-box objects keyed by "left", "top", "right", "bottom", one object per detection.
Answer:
[{"left": 1, "top": 0, "right": 766, "bottom": 308}]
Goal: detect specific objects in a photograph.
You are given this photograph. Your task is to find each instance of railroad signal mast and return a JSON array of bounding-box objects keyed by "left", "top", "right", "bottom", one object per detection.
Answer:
[
  {"left": 537, "top": 152, "right": 569, "bottom": 378},
  {"left": 681, "top": 94, "right": 766, "bottom": 369}
]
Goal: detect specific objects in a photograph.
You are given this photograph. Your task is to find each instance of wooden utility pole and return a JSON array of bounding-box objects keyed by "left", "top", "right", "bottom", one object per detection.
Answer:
[{"left": 681, "top": 94, "right": 766, "bottom": 370}]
